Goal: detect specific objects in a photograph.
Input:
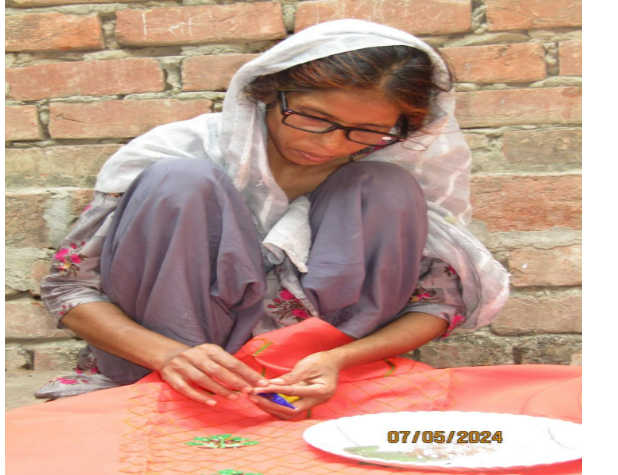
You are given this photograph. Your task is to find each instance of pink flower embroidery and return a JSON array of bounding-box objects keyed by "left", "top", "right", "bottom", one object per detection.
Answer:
[
  {"left": 82, "top": 203, "right": 93, "bottom": 213},
  {"left": 444, "top": 264, "right": 457, "bottom": 277},
  {"left": 56, "top": 377, "right": 79, "bottom": 385},
  {"left": 291, "top": 309, "right": 309, "bottom": 319},
  {"left": 265, "top": 287, "right": 313, "bottom": 322},
  {"left": 54, "top": 242, "right": 86, "bottom": 277},
  {"left": 443, "top": 313, "right": 466, "bottom": 338},
  {"left": 279, "top": 289, "right": 296, "bottom": 301},
  {"left": 410, "top": 286, "right": 438, "bottom": 303}
]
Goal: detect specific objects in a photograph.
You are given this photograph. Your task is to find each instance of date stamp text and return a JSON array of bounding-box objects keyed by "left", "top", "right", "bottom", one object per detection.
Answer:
[{"left": 387, "top": 430, "right": 503, "bottom": 444}]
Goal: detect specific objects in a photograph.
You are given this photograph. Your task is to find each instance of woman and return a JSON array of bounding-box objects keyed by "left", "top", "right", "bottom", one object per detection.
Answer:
[{"left": 38, "top": 20, "right": 509, "bottom": 420}]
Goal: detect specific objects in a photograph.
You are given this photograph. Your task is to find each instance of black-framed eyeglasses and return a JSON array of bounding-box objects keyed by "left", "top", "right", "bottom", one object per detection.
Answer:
[{"left": 278, "top": 91, "right": 407, "bottom": 147}]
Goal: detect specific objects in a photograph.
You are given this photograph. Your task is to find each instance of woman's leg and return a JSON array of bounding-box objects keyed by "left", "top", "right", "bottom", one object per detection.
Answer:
[
  {"left": 94, "top": 158, "right": 267, "bottom": 384},
  {"left": 300, "top": 161, "right": 428, "bottom": 339}
]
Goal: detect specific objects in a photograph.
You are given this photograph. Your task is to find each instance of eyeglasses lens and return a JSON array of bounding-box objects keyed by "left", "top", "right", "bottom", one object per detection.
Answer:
[{"left": 283, "top": 114, "right": 394, "bottom": 146}]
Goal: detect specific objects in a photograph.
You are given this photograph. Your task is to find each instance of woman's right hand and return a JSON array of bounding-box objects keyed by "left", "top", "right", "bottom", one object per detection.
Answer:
[{"left": 158, "top": 343, "right": 269, "bottom": 406}]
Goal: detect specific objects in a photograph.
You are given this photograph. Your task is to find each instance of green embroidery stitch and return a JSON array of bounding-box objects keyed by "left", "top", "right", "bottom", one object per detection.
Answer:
[
  {"left": 186, "top": 434, "right": 259, "bottom": 449},
  {"left": 383, "top": 358, "right": 397, "bottom": 377},
  {"left": 252, "top": 340, "right": 274, "bottom": 356}
]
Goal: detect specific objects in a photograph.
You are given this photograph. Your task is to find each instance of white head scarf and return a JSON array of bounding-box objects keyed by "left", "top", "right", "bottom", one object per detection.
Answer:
[{"left": 96, "top": 20, "right": 509, "bottom": 331}]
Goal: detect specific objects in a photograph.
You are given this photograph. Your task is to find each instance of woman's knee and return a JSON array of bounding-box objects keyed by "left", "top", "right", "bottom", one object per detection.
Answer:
[
  {"left": 333, "top": 161, "right": 425, "bottom": 204},
  {"left": 134, "top": 158, "right": 226, "bottom": 204}
]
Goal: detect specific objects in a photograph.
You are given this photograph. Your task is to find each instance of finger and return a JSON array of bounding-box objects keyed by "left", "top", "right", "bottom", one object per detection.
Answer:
[
  {"left": 181, "top": 366, "right": 241, "bottom": 400},
  {"left": 192, "top": 358, "right": 263, "bottom": 394},
  {"left": 163, "top": 374, "right": 219, "bottom": 406},
  {"left": 248, "top": 395, "right": 299, "bottom": 418},
  {"left": 208, "top": 352, "right": 270, "bottom": 389},
  {"left": 256, "top": 385, "right": 329, "bottom": 398}
]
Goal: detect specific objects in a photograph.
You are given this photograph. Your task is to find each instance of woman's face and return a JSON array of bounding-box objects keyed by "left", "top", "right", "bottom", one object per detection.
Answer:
[{"left": 265, "top": 88, "right": 402, "bottom": 171}]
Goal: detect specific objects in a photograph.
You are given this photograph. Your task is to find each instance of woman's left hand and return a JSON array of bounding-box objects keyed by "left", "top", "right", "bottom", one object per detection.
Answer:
[{"left": 249, "top": 351, "right": 342, "bottom": 420}]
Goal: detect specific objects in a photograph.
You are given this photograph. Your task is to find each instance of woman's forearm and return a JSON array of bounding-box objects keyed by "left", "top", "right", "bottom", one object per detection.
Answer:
[
  {"left": 60, "top": 301, "right": 190, "bottom": 372},
  {"left": 325, "top": 312, "right": 448, "bottom": 370}
]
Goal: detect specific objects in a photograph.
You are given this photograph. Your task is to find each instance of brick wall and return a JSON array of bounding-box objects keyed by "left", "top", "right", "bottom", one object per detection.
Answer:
[{"left": 5, "top": 0, "right": 582, "bottom": 371}]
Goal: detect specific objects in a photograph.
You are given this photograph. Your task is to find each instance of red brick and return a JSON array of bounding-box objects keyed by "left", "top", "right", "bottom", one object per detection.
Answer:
[
  {"left": 10, "top": 0, "right": 151, "bottom": 6},
  {"left": 5, "top": 106, "right": 43, "bottom": 141},
  {"left": 559, "top": 40, "right": 582, "bottom": 76},
  {"left": 455, "top": 87, "right": 581, "bottom": 127},
  {"left": 5, "top": 300, "right": 74, "bottom": 339},
  {"left": 6, "top": 144, "right": 121, "bottom": 189},
  {"left": 503, "top": 129, "right": 581, "bottom": 165},
  {"left": 509, "top": 245, "right": 582, "bottom": 287},
  {"left": 115, "top": 3, "right": 285, "bottom": 47},
  {"left": 491, "top": 293, "right": 581, "bottom": 335},
  {"left": 5, "top": 249, "right": 52, "bottom": 296},
  {"left": 295, "top": 0, "right": 472, "bottom": 35},
  {"left": 471, "top": 175, "right": 581, "bottom": 232},
  {"left": 6, "top": 13, "right": 104, "bottom": 53},
  {"left": 6, "top": 59, "right": 164, "bottom": 101},
  {"left": 183, "top": 54, "right": 259, "bottom": 91},
  {"left": 486, "top": 0, "right": 582, "bottom": 31},
  {"left": 5, "top": 192, "right": 51, "bottom": 248},
  {"left": 49, "top": 99, "right": 212, "bottom": 139},
  {"left": 441, "top": 43, "right": 546, "bottom": 83}
]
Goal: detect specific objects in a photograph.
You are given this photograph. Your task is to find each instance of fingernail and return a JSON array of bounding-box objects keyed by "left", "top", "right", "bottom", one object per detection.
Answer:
[
  {"left": 257, "top": 379, "right": 269, "bottom": 386},
  {"left": 228, "top": 393, "right": 239, "bottom": 401},
  {"left": 206, "top": 400, "right": 217, "bottom": 406},
  {"left": 269, "top": 378, "right": 284, "bottom": 384}
]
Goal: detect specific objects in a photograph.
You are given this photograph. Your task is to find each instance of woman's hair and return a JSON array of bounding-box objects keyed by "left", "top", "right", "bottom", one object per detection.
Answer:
[{"left": 244, "top": 45, "right": 453, "bottom": 134}]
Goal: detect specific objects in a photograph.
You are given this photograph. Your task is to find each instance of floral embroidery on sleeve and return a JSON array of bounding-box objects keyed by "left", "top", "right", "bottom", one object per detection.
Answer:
[
  {"left": 266, "top": 287, "right": 312, "bottom": 322},
  {"left": 444, "top": 264, "right": 457, "bottom": 277},
  {"left": 442, "top": 313, "right": 466, "bottom": 338},
  {"left": 409, "top": 285, "right": 439, "bottom": 303},
  {"left": 54, "top": 241, "right": 86, "bottom": 277}
]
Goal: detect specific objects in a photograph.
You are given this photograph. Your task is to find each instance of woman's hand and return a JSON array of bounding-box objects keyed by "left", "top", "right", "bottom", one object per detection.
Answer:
[
  {"left": 249, "top": 351, "right": 342, "bottom": 419},
  {"left": 158, "top": 343, "right": 269, "bottom": 406}
]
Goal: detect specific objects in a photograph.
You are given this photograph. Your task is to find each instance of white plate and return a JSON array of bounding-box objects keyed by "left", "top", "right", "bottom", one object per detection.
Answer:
[{"left": 303, "top": 411, "right": 581, "bottom": 471}]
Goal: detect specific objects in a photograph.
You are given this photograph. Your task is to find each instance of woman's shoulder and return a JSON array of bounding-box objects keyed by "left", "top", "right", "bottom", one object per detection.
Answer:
[{"left": 95, "top": 113, "right": 223, "bottom": 194}]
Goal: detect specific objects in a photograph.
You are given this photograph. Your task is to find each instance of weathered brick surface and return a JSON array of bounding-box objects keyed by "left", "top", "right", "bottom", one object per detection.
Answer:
[
  {"left": 6, "top": 300, "right": 74, "bottom": 339},
  {"left": 503, "top": 129, "right": 582, "bottom": 166},
  {"left": 295, "top": 0, "right": 472, "bottom": 35},
  {"left": 470, "top": 175, "right": 581, "bottom": 232},
  {"left": 5, "top": 347, "right": 30, "bottom": 371},
  {"left": 49, "top": 99, "right": 212, "bottom": 139},
  {"left": 5, "top": 106, "right": 43, "bottom": 141},
  {"left": 509, "top": 245, "right": 582, "bottom": 287},
  {"left": 492, "top": 293, "right": 581, "bottom": 335},
  {"left": 115, "top": 3, "right": 286, "bottom": 47},
  {"left": 515, "top": 335, "right": 581, "bottom": 365},
  {"left": 183, "top": 54, "right": 259, "bottom": 91},
  {"left": 417, "top": 333, "right": 514, "bottom": 368},
  {"left": 6, "top": 145, "right": 121, "bottom": 189},
  {"left": 559, "top": 40, "right": 582, "bottom": 76},
  {"left": 6, "top": 59, "right": 165, "bottom": 101},
  {"left": 6, "top": 192, "right": 51, "bottom": 248},
  {"left": 456, "top": 88, "right": 582, "bottom": 127},
  {"left": 6, "top": 13, "right": 104, "bottom": 53},
  {"left": 486, "top": 0, "right": 582, "bottom": 31},
  {"left": 10, "top": 0, "right": 151, "bottom": 6},
  {"left": 70, "top": 189, "right": 96, "bottom": 217},
  {"left": 570, "top": 349, "right": 582, "bottom": 366},
  {"left": 5, "top": 249, "right": 51, "bottom": 296},
  {"left": 32, "top": 340, "right": 87, "bottom": 370},
  {"left": 442, "top": 43, "right": 546, "bottom": 83}
]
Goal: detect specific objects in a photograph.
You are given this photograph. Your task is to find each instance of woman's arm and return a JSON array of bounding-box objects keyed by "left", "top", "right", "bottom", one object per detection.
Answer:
[{"left": 60, "top": 302, "right": 269, "bottom": 404}]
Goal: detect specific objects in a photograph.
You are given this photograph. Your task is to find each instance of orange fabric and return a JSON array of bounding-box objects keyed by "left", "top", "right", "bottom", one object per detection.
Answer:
[{"left": 6, "top": 318, "right": 581, "bottom": 475}]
